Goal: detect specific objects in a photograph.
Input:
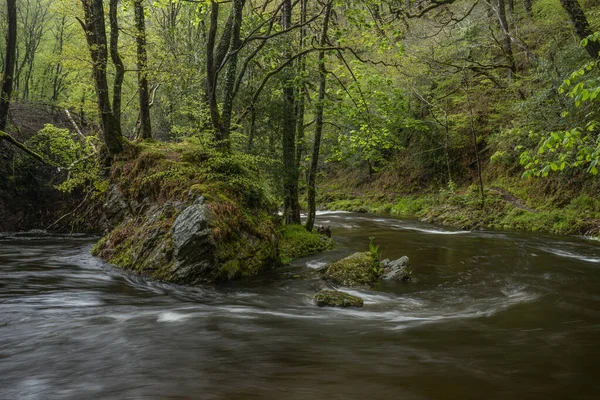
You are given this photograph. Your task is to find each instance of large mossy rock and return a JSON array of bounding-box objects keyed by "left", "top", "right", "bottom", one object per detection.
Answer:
[
  {"left": 314, "top": 289, "right": 364, "bottom": 308},
  {"left": 92, "top": 141, "right": 280, "bottom": 284},
  {"left": 324, "top": 251, "right": 379, "bottom": 286}
]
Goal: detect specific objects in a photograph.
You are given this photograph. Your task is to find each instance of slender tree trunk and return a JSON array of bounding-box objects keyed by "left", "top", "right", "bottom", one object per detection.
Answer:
[
  {"left": 443, "top": 110, "right": 452, "bottom": 184},
  {"left": 306, "top": 2, "right": 332, "bottom": 232},
  {"left": 109, "top": 0, "right": 125, "bottom": 127},
  {"left": 205, "top": 1, "right": 235, "bottom": 140},
  {"left": 0, "top": 0, "right": 17, "bottom": 131},
  {"left": 205, "top": 1, "right": 222, "bottom": 134},
  {"left": 559, "top": 0, "right": 600, "bottom": 59},
  {"left": 51, "top": 17, "right": 66, "bottom": 102},
  {"left": 220, "top": 0, "right": 246, "bottom": 148},
  {"left": 80, "top": 0, "right": 123, "bottom": 155},
  {"left": 523, "top": 0, "right": 533, "bottom": 15},
  {"left": 464, "top": 86, "right": 485, "bottom": 207},
  {"left": 134, "top": 0, "right": 152, "bottom": 139},
  {"left": 247, "top": 105, "right": 256, "bottom": 152},
  {"left": 497, "top": 0, "right": 516, "bottom": 79},
  {"left": 295, "top": 0, "right": 307, "bottom": 168},
  {"left": 281, "top": 0, "right": 301, "bottom": 225}
]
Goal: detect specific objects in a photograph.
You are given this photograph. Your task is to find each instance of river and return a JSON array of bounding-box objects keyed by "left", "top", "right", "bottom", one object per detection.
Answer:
[{"left": 1, "top": 212, "right": 599, "bottom": 399}]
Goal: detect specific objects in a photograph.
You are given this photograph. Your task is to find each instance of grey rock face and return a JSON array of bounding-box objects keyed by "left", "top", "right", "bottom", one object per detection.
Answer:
[
  {"left": 170, "top": 203, "right": 216, "bottom": 282},
  {"left": 380, "top": 256, "right": 411, "bottom": 282},
  {"left": 103, "top": 184, "right": 129, "bottom": 226}
]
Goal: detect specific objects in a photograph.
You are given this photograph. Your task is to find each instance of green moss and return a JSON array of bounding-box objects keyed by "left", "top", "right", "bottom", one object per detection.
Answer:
[
  {"left": 314, "top": 290, "right": 364, "bottom": 308},
  {"left": 91, "top": 236, "right": 108, "bottom": 256},
  {"left": 325, "top": 199, "right": 370, "bottom": 213},
  {"left": 278, "top": 225, "right": 334, "bottom": 265},
  {"left": 324, "top": 252, "right": 380, "bottom": 286}
]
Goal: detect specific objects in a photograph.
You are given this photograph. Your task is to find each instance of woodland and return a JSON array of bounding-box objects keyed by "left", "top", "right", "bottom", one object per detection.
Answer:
[{"left": 0, "top": 0, "right": 599, "bottom": 239}]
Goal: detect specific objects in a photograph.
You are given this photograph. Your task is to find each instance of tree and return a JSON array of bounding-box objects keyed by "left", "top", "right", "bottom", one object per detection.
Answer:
[
  {"left": 14, "top": 0, "right": 49, "bottom": 100},
  {"left": 108, "top": 0, "right": 125, "bottom": 127},
  {"left": 559, "top": 0, "right": 600, "bottom": 59},
  {"left": 134, "top": 0, "right": 152, "bottom": 139},
  {"left": 306, "top": 1, "right": 332, "bottom": 232},
  {"left": 281, "top": 0, "right": 301, "bottom": 225},
  {"left": 0, "top": 0, "right": 17, "bottom": 131},
  {"left": 78, "top": 0, "right": 123, "bottom": 155}
]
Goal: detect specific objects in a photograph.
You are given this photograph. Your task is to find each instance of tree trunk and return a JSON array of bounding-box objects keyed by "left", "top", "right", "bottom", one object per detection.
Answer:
[
  {"left": 559, "top": 0, "right": 600, "bottom": 59},
  {"left": 80, "top": 0, "right": 123, "bottom": 155},
  {"left": 205, "top": 1, "right": 222, "bottom": 135},
  {"left": 220, "top": 0, "right": 246, "bottom": 148},
  {"left": 306, "top": 2, "right": 332, "bottom": 232},
  {"left": 0, "top": 0, "right": 17, "bottom": 131},
  {"left": 0, "top": 130, "right": 48, "bottom": 164},
  {"left": 281, "top": 0, "right": 301, "bottom": 225},
  {"left": 464, "top": 86, "right": 485, "bottom": 208},
  {"left": 247, "top": 105, "right": 256, "bottom": 152},
  {"left": 497, "top": 0, "right": 516, "bottom": 79},
  {"left": 109, "top": 0, "right": 125, "bottom": 127},
  {"left": 51, "top": 16, "right": 67, "bottom": 102},
  {"left": 134, "top": 0, "right": 152, "bottom": 139},
  {"left": 523, "top": 0, "right": 533, "bottom": 15},
  {"left": 295, "top": 0, "right": 307, "bottom": 169}
]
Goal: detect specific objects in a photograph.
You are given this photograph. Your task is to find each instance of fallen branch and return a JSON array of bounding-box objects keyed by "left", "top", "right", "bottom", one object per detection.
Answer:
[
  {"left": 46, "top": 188, "right": 92, "bottom": 231},
  {"left": 65, "top": 109, "right": 97, "bottom": 152},
  {"left": 0, "top": 130, "right": 50, "bottom": 165}
]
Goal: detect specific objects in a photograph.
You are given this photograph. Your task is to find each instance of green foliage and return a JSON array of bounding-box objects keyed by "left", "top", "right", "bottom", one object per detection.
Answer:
[
  {"left": 278, "top": 224, "right": 334, "bottom": 265},
  {"left": 520, "top": 33, "right": 600, "bottom": 177},
  {"left": 24, "top": 124, "right": 102, "bottom": 195}
]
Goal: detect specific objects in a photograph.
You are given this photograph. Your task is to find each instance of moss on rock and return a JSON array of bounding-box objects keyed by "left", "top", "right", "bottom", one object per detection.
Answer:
[
  {"left": 314, "top": 289, "right": 364, "bottom": 307},
  {"left": 323, "top": 251, "right": 380, "bottom": 287},
  {"left": 93, "top": 140, "right": 280, "bottom": 284}
]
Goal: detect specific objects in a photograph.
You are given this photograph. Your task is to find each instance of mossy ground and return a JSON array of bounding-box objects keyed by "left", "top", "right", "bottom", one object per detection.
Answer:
[{"left": 278, "top": 224, "right": 334, "bottom": 265}]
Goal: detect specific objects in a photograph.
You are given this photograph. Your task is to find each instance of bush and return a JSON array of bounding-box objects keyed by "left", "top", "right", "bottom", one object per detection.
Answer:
[{"left": 279, "top": 225, "right": 334, "bottom": 264}]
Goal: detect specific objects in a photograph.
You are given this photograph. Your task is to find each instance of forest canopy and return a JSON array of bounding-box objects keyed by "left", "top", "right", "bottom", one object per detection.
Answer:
[{"left": 0, "top": 0, "right": 599, "bottom": 233}]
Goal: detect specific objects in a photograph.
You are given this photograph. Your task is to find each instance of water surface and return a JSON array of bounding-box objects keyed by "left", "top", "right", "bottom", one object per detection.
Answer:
[{"left": 1, "top": 212, "right": 599, "bottom": 399}]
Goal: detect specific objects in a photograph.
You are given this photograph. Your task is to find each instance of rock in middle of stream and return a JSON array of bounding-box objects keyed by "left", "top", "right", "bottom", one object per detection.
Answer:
[{"left": 314, "top": 290, "right": 364, "bottom": 308}]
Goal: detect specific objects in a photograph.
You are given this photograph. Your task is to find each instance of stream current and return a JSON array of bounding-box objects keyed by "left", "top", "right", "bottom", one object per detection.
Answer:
[{"left": 1, "top": 211, "right": 600, "bottom": 399}]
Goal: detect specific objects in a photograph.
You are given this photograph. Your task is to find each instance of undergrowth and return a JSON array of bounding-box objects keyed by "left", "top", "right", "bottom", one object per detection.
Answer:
[{"left": 278, "top": 225, "right": 334, "bottom": 265}]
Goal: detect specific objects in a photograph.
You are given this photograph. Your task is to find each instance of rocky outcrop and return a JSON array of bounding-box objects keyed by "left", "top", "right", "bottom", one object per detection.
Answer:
[
  {"left": 169, "top": 198, "right": 216, "bottom": 282},
  {"left": 314, "top": 289, "right": 363, "bottom": 307},
  {"left": 380, "top": 256, "right": 411, "bottom": 282},
  {"left": 92, "top": 142, "right": 280, "bottom": 284}
]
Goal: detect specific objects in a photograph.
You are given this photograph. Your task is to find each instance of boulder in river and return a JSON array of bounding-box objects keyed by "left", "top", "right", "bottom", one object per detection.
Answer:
[
  {"left": 324, "top": 252, "right": 380, "bottom": 286},
  {"left": 314, "top": 289, "right": 364, "bottom": 308},
  {"left": 380, "top": 256, "right": 411, "bottom": 282},
  {"left": 91, "top": 141, "right": 280, "bottom": 284}
]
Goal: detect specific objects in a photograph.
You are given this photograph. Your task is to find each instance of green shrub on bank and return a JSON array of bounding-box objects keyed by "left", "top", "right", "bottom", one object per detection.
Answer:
[{"left": 279, "top": 225, "right": 334, "bottom": 265}]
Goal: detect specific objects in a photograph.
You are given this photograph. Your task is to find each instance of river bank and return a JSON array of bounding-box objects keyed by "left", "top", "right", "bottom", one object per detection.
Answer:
[{"left": 318, "top": 175, "right": 600, "bottom": 238}]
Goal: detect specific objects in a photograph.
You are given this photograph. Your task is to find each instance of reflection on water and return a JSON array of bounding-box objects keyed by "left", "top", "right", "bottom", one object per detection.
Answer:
[{"left": 1, "top": 213, "right": 600, "bottom": 399}]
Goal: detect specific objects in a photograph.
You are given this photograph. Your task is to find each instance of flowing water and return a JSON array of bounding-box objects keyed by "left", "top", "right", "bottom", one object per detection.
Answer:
[{"left": 1, "top": 212, "right": 600, "bottom": 399}]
